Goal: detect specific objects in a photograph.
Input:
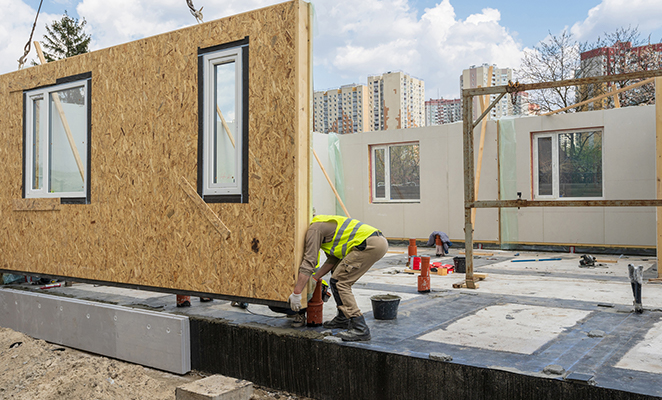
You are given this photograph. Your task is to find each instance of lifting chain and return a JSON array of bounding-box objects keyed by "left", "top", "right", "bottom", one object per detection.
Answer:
[
  {"left": 186, "top": 0, "right": 204, "bottom": 23},
  {"left": 17, "top": 0, "right": 44, "bottom": 70}
]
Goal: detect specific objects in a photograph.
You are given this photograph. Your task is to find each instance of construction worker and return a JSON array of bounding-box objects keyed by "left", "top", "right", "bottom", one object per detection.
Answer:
[{"left": 288, "top": 215, "right": 388, "bottom": 341}]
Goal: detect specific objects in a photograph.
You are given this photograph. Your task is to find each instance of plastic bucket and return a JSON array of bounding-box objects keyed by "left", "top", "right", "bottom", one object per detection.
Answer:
[
  {"left": 412, "top": 256, "right": 421, "bottom": 270},
  {"left": 370, "top": 294, "right": 401, "bottom": 320},
  {"left": 453, "top": 256, "right": 466, "bottom": 273}
]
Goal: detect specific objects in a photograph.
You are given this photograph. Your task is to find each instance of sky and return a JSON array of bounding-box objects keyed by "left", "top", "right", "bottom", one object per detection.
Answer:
[{"left": 2, "top": 0, "right": 662, "bottom": 99}]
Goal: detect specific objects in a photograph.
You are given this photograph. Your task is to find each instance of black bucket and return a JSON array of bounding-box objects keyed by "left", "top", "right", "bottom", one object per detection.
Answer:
[
  {"left": 453, "top": 256, "right": 466, "bottom": 273},
  {"left": 370, "top": 294, "right": 401, "bottom": 320}
]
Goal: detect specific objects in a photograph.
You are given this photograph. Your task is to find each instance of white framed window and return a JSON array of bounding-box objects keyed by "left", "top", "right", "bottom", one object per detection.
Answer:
[
  {"left": 198, "top": 38, "right": 249, "bottom": 203},
  {"left": 23, "top": 74, "right": 91, "bottom": 203},
  {"left": 371, "top": 142, "right": 420, "bottom": 202},
  {"left": 533, "top": 128, "right": 603, "bottom": 199}
]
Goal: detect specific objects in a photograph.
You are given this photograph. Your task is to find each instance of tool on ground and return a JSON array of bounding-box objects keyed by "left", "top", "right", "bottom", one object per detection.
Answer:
[
  {"left": 306, "top": 279, "right": 324, "bottom": 327},
  {"left": 579, "top": 255, "right": 596, "bottom": 267},
  {"left": 418, "top": 256, "right": 431, "bottom": 293},
  {"left": 628, "top": 264, "right": 644, "bottom": 313}
]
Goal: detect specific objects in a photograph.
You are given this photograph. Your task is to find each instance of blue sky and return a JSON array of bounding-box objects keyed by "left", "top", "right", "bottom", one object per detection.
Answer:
[{"left": 3, "top": 0, "right": 662, "bottom": 99}]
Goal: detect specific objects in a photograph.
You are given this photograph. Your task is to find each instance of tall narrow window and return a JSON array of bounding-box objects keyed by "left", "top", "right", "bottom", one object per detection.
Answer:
[
  {"left": 24, "top": 74, "right": 91, "bottom": 203},
  {"left": 533, "top": 129, "right": 603, "bottom": 199},
  {"left": 198, "top": 38, "right": 249, "bottom": 203},
  {"left": 371, "top": 142, "right": 420, "bottom": 202}
]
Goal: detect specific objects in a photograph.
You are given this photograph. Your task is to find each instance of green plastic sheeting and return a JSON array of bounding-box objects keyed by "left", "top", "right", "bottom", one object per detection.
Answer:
[
  {"left": 498, "top": 118, "right": 519, "bottom": 249},
  {"left": 328, "top": 133, "right": 348, "bottom": 217}
]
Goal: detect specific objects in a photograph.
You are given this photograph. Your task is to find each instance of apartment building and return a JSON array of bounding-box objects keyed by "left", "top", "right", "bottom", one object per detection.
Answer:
[
  {"left": 460, "top": 64, "right": 520, "bottom": 120},
  {"left": 578, "top": 41, "right": 662, "bottom": 109},
  {"left": 367, "top": 71, "right": 425, "bottom": 131},
  {"left": 425, "top": 98, "right": 462, "bottom": 125},
  {"left": 313, "top": 84, "right": 370, "bottom": 134}
]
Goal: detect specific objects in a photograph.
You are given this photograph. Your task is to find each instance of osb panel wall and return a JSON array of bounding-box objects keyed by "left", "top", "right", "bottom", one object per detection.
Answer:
[{"left": 0, "top": 0, "right": 311, "bottom": 304}]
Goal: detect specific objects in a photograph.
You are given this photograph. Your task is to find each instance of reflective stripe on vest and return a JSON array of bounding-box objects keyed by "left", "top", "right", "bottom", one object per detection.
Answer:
[{"left": 312, "top": 215, "right": 377, "bottom": 258}]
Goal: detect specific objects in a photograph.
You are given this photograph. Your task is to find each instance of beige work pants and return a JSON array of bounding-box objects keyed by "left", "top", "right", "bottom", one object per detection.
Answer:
[{"left": 332, "top": 235, "right": 389, "bottom": 318}]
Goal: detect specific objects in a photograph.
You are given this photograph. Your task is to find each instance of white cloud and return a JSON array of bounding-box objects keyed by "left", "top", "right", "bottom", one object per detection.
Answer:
[
  {"left": 77, "top": 0, "right": 280, "bottom": 50},
  {"left": 315, "top": 0, "right": 524, "bottom": 98},
  {"left": 0, "top": 0, "right": 525, "bottom": 100},
  {"left": 571, "top": 0, "right": 662, "bottom": 41},
  {"left": 0, "top": 0, "right": 59, "bottom": 73}
]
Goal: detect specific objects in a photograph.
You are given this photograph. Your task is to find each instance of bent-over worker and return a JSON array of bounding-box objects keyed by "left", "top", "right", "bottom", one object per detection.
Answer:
[{"left": 288, "top": 215, "right": 388, "bottom": 341}]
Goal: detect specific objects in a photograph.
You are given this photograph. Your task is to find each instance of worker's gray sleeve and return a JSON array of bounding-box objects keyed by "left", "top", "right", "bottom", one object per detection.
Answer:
[{"left": 298, "top": 221, "right": 336, "bottom": 276}]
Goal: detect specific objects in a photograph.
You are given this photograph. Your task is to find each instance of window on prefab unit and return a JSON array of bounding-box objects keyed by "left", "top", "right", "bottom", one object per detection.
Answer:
[
  {"left": 533, "top": 129, "right": 603, "bottom": 199},
  {"left": 23, "top": 73, "right": 91, "bottom": 203},
  {"left": 198, "top": 38, "right": 249, "bottom": 203},
  {"left": 371, "top": 142, "right": 420, "bottom": 202}
]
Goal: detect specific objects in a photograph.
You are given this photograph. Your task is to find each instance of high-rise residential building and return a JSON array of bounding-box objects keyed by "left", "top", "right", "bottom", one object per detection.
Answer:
[
  {"left": 578, "top": 41, "right": 662, "bottom": 109},
  {"left": 580, "top": 41, "right": 662, "bottom": 77},
  {"left": 460, "top": 64, "right": 521, "bottom": 120},
  {"left": 425, "top": 98, "right": 462, "bottom": 125},
  {"left": 313, "top": 84, "right": 370, "bottom": 134},
  {"left": 368, "top": 71, "right": 425, "bottom": 131}
]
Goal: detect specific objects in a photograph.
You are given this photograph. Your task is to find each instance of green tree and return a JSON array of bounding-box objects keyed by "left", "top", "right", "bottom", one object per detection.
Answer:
[{"left": 41, "top": 11, "right": 91, "bottom": 62}]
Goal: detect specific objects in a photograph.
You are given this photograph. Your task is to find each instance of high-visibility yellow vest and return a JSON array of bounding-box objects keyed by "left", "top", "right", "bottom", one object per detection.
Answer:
[{"left": 312, "top": 215, "right": 378, "bottom": 258}]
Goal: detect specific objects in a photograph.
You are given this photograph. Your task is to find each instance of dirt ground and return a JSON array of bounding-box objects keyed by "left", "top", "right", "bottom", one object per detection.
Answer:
[{"left": 0, "top": 327, "right": 314, "bottom": 400}]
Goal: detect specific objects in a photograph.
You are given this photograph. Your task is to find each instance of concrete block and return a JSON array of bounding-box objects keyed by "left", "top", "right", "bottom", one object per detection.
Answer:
[
  {"left": 0, "top": 288, "right": 190, "bottom": 374},
  {"left": 176, "top": 375, "right": 253, "bottom": 400}
]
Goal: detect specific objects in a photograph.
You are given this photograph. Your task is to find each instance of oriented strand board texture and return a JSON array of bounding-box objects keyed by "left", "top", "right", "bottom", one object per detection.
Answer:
[{"left": 0, "top": 0, "right": 310, "bottom": 303}]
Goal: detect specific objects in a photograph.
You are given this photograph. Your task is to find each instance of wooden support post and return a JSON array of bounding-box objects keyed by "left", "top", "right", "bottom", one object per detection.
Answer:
[
  {"left": 313, "top": 148, "right": 350, "bottom": 218},
  {"left": 462, "top": 93, "right": 476, "bottom": 289},
  {"left": 34, "top": 41, "right": 86, "bottom": 182},
  {"left": 656, "top": 78, "right": 662, "bottom": 278}
]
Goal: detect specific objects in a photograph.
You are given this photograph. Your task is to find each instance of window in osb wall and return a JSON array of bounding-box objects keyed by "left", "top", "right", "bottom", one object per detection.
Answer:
[
  {"left": 23, "top": 73, "right": 91, "bottom": 204},
  {"left": 198, "top": 38, "right": 249, "bottom": 203}
]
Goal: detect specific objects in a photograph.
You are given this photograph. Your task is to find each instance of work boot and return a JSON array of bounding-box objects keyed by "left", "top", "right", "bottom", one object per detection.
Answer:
[
  {"left": 323, "top": 309, "right": 350, "bottom": 329},
  {"left": 337, "top": 315, "right": 371, "bottom": 342}
]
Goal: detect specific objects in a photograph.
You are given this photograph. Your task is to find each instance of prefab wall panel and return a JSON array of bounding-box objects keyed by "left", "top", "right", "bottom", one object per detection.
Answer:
[
  {"left": 0, "top": 0, "right": 311, "bottom": 304},
  {"left": 325, "top": 106, "right": 656, "bottom": 249}
]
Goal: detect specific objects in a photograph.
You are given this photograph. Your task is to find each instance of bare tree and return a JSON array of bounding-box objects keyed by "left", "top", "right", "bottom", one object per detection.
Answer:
[
  {"left": 580, "top": 26, "right": 662, "bottom": 107},
  {"left": 518, "top": 30, "right": 582, "bottom": 113}
]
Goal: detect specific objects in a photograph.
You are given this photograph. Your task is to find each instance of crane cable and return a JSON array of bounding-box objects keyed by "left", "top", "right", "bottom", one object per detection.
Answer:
[
  {"left": 18, "top": 0, "right": 44, "bottom": 70},
  {"left": 186, "top": 0, "right": 204, "bottom": 23}
]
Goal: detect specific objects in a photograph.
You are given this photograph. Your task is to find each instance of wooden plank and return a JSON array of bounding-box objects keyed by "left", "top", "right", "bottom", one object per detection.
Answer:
[
  {"left": 179, "top": 176, "right": 230, "bottom": 239},
  {"left": 657, "top": 77, "right": 662, "bottom": 279},
  {"left": 472, "top": 66, "right": 492, "bottom": 225},
  {"left": 294, "top": 0, "right": 313, "bottom": 305},
  {"left": 313, "top": 148, "right": 350, "bottom": 218},
  {"left": 459, "top": 251, "right": 494, "bottom": 256},
  {"left": 542, "top": 77, "right": 654, "bottom": 116},
  {"left": 612, "top": 85, "right": 621, "bottom": 108},
  {"left": 13, "top": 198, "right": 61, "bottom": 211},
  {"left": 452, "top": 273, "right": 486, "bottom": 288},
  {"left": 465, "top": 69, "right": 662, "bottom": 96},
  {"left": 595, "top": 259, "right": 618, "bottom": 264},
  {"left": 216, "top": 105, "right": 236, "bottom": 148}
]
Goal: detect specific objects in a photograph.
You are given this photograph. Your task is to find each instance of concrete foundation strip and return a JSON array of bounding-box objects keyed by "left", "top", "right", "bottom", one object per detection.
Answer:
[{"left": 0, "top": 288, "right": 190, "bottom": 374}]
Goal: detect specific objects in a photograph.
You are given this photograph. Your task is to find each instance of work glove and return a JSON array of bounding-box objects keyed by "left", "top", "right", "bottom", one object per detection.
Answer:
[{"left": 288, "top": 292, "right": 302, "bottom": 312}]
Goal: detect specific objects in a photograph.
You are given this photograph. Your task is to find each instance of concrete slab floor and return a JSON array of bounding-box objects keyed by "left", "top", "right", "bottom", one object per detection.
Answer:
[{"left": 4, "top": 247, "right": 662, "bottom": 397}]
